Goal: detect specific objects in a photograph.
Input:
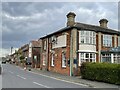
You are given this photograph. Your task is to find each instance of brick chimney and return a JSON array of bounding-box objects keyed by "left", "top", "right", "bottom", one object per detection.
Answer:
[
  {"left": 99, "top": 19, "right": 108, "bottom": 28},
  {"left": 66, "top": 12, "right": 76, "bottom": 27}
]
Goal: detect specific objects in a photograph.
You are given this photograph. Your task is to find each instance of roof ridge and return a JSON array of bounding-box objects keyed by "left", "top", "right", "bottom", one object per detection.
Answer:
[{"left": 75, "top": 22, "right": 118, "bottom": 31}]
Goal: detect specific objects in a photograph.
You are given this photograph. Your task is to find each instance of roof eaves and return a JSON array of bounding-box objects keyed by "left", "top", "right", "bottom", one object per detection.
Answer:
[{"left": 39, "top": 26, "right": 72, "bottom": 39}]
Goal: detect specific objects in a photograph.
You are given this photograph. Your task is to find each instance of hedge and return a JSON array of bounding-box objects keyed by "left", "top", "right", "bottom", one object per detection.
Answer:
[{"left": 80, "top": 62, "right": 120, "bottom": 85}]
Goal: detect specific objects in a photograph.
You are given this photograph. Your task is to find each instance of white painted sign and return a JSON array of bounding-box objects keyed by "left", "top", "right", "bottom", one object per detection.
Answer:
[{"left": 52, "top": 35, "right": 67, "bottom": 48}]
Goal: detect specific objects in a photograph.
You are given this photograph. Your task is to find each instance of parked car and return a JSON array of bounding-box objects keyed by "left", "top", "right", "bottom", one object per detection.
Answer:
[
  {"left": 2, "top": 60, "right": 6, "bottom": 64},
  {"left": 26, "top": 57, "right": 32, "bottom": 65}
]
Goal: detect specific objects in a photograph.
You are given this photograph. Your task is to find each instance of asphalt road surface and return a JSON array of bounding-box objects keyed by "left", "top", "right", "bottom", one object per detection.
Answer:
[{"left": 2, "top": 63, "right": 89, "bottom": 88}]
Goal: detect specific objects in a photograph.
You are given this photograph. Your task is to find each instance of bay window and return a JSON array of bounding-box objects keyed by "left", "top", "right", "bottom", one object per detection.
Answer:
[
  {"left": 79, "top": 53, "right": 96, "bottom": 66},
  {"left": 79, "top": 31, "right": 96, "bottom": 45}
]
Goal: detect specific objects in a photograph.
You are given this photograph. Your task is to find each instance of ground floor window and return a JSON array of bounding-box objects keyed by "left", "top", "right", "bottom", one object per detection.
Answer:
[
  {"left": 51, "top": 54, "right": 55, "bottom": 66},
  {"left": 101, "top": 53, "right": 120, "bottom": 64},
  {"left": 43, "top": 54, "right": 46, "bottom": 65},
  {"left": 113, "top": 54, "right": 120, "bottom": 63},
  {"left": 101, "top": 54, "right": 111, "bottom": 63},
  {"left": 62, "top": 52, "right": 66, "bottom": 67},
  {"left": 79, "top": 53, "right": 96, "bottom": 66}
]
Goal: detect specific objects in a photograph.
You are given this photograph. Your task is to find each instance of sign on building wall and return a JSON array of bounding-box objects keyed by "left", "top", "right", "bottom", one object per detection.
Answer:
[{"left": 52, "top": 35, "right": 67, "bottom": 48}]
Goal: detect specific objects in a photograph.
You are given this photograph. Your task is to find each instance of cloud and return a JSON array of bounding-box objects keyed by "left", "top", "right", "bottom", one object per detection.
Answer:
[{"left": 1, "top": 2, "right": 118, "bottom": 57}]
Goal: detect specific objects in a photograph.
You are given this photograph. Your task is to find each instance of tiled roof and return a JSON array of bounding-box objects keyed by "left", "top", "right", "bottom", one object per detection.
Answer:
[
  {"left": 30, "top": 40, "right": 42, "bottom": 47},
  {"left": 39, "top": 22, "right": 120, "bottom": 39},
  {"left": 101, "top": 46, "right": 120, "bottom": 53},
  {"left": 74, "top": 22, "right": 120, "bottom": 35},
  {"left": 19, "top": 44, "right": 29, "bottom": 52}
]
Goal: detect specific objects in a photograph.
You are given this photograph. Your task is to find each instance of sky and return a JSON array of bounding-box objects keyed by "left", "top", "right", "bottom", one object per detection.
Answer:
[{"left": 1, "top": 1, "right": 119, "bottom": 57}]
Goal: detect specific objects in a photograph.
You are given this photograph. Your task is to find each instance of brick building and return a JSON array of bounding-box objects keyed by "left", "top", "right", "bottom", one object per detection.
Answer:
[
  {"left": 39, "top": 12, "right": 120, "bottom": 76},
  {"left": 20, "top": 44, "right": 29, "bottom": 59},
  {"left": 28, "top": 40, "right": 42, "bottom": 68}
]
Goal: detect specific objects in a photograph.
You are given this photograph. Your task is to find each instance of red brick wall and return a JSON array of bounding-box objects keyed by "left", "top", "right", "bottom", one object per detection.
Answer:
[
  {"left": 40, "top": 38, "right": 48, "bottom": 70},
  {"left": 101, "top": 34, "right": 112, "bottom": 51},
  {"left": 48, "top": 30, "right": 71, "bottom": 75},
  {"left": 32, "top": 47, "right": 41, "bottom": 68}
]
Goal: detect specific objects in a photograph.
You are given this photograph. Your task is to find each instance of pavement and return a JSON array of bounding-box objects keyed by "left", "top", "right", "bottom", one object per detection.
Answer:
[{"left": 27, "top": 67, "right": 120, "bottom": 89}]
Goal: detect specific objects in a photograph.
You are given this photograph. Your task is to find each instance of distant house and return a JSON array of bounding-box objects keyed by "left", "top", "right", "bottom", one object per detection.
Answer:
[
  {"left": 28, "top": 40, "right": 42, "bottom": 68},
  {"left": 39, "top": 12, "right": 120, "bottom": 76},
  {"left": 20, "top": 44, "right": 29, "bottom": 59}
]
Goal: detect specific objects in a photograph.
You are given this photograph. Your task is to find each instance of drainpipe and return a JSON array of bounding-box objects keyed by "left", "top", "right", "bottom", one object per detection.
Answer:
[
  {"left": 70, "top": 30, "right": 73, "bottom": 76},
  {"left": 70, "top": 28, "right": 77, "bottom": 76},
  {"left": 46, "top": 38, "right": 49, "bottom": 71},
  {"left": 98, "top": 32, "right": 102, "bottom": 62}
]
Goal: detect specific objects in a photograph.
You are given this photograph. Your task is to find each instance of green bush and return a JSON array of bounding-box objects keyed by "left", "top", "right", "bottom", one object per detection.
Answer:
[
  {"left": 80, "top": 62, "right": 120, "bottom": 85},
  {"left": 19, "top": 56, "right": 25, "bottom": 60}
]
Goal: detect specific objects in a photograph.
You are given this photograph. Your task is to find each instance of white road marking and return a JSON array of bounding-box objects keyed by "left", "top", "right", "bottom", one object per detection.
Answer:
[
  {"left": 9, "top": 71, "right": 14, "bottom": 74},
  {"left": 17, "top": 75, "right": 26, "bottom": 80},
  {"left": 29, "top": 71, "right": 88, "bottom": 87},
  {"left": 33, "top": 82, "right": 51, "bottom": 88}
]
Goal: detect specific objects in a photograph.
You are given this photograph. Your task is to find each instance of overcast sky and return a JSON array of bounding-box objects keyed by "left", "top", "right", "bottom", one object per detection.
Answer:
[{"left": 1, "top": 2, "right": 119, "bottom": 57}]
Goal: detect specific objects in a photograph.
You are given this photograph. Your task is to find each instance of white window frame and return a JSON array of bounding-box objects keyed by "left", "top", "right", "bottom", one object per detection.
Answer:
[
  {"left": 43, "top": 54, "right": 46, "bottom": 66},
  {"left": 79, "top": 53, "right": 96, "bottom": 66},
  {"left": 51, "top": 54, "right": 54, "bottom": 66},
  {"left": 62, "top": 52, "right": 66, "bottom": 67},
  {"left": 43, "top": 40, "right": 47, "bottom": 50},
  {"left": 103, "top": 34, "right": 112, "bottom": 47},
  {"left": 79, "top": 31, "right": 96, "bottom": 45},
  {"left": 113, "top": 54, "right": 120, "bottom": 64},
  {"left": 101, "top": 54, "right": 111, "bottom": 63}
]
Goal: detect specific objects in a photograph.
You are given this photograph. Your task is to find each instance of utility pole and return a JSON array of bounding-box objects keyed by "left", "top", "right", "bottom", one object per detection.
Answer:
[{"left": 11, "top": 47, "right": 13, "bottom": 55}]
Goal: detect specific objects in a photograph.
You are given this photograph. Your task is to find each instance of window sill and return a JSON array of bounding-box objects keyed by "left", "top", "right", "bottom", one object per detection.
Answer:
[
  {"left": 51, "top": 65, "right": 54, "bottom": 67},
  {"left": 79, "top": 43, "right": 96, "bottom": 45},
  {"left": 62, "top": 66, "right": 67, "bottom": 69},
  {"left": 102, "top": 46, "right": 112, "bottom": 48}
]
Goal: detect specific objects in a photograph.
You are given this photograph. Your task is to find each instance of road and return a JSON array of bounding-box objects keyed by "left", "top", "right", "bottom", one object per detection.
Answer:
[{"left": 2, "top": 63, "right": 89, "bottom": 88}]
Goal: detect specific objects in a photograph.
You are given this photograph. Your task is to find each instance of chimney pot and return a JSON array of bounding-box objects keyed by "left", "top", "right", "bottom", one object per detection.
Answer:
[
  {"left": 66, "top": 12, "right": 76, "bottom": 27},
  {"left": 99, "top": 19, "right": 108, "bottom": 28}
]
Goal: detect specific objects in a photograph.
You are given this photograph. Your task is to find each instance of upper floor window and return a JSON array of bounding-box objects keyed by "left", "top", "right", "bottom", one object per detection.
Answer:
[
  {"left": 43, "top": 40, "right": 47, "bottom": 50},
  {"left": 79, "top": 31, "right": 96, "bottom": 45},
  {"left": 103, "top": 34, "right": 112, "bottom": 47}
]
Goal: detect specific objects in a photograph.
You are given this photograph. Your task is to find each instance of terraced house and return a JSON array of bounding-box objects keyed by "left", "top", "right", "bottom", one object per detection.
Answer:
[
  {"left": 39, "top": 12, "right": 120, "bottom": 76},
  {"left": 28, "top": 40, "right": 42, "bottom": 68}
]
